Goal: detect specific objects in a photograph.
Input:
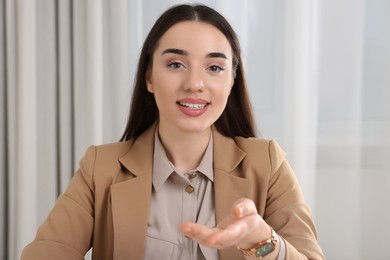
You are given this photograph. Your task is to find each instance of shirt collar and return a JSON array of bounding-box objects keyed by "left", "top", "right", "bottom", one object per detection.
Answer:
[{"left": 152, "top": 127, "right": 214, "bottom": 191}]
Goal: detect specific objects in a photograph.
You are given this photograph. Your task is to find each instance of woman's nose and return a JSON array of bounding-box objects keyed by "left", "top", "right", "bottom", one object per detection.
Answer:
[{"left": 183, "top": 68, "right": 205, "bottom": 92}]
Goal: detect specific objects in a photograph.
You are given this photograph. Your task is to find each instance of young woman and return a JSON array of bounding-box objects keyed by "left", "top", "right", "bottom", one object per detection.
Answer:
[{"left": 22, "top": 4, "right": 324, "bottom": 260}]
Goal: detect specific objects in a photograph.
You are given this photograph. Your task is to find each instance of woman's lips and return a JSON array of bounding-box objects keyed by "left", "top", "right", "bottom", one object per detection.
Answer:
[{"left": 177, "top": 98, "right": 209, "bottom": 116}]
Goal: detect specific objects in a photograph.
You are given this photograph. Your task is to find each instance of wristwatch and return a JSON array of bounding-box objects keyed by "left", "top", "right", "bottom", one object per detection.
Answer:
[{"left": 237, "top": 228, "right": 278, "bottom": 258}]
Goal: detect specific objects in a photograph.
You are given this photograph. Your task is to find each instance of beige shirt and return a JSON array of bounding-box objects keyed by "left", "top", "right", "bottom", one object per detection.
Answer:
[{"left": 144, "top": 130, "right": 218, "bottom": 260}]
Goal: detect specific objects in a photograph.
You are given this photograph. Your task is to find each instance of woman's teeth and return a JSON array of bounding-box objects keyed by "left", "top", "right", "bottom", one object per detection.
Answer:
[{"left": 178, "top": 102, "right": 207, "bottom": 109}]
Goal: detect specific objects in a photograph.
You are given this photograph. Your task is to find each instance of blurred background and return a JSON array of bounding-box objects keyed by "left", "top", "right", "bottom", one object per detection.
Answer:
[{"left": 1, "top": 0, "right": 389, "bottom": 259}]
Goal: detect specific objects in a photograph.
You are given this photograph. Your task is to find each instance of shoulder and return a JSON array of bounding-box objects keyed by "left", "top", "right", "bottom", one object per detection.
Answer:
[
  {"left": 78, "top": 140, "right": 135, "bottom": 181},
  {"left": 81, "top": 140, "right": 134, "bottom": 163},
  {"left": 233, "top": 136, "right": 270, "bottom": 151},
  {"left": 95, "top": 140, "right": 134, "bottom": 157},
  {"left": 233, "top": 137, "right": 286, "bottom": 173}
]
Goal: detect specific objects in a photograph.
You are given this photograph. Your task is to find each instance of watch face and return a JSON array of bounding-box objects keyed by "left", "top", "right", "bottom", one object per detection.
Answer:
[{"left": 256, "top": 243, "right": 275, "bottom": 257}]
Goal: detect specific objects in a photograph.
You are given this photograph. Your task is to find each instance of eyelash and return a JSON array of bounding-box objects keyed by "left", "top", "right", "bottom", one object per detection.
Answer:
[
  {"left": 166, "top": 62, "right": 224, "bottom": 73},
  {"left": 208, "top": 65, "right": 224, "bottom": 73},
  {"left": 167, "top": 62, "right": 185, "bottom": 69}
]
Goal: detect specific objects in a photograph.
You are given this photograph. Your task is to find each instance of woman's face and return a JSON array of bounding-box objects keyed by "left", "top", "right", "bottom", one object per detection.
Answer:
[{"left": 147, "top": 21, "right": 234, "bottom": 135}]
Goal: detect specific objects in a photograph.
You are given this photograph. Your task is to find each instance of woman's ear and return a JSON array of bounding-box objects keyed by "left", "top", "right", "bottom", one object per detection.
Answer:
[
  {"left": 230, "top": 67, "right": 237, "bottom": 89},
  {"left": 145, "top": 69, "right": 154, "bottom": 93},
  {"left": 230, "top": 73, "right": 235, "bottom": 90}
]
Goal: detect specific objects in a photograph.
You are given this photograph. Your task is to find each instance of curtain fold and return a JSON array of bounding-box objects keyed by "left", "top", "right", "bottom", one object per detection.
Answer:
[
  {"left": 1, "top": 0, "right": 8, "bottom": 258},
  {"left": 1, "top": 0, "right": 389, "bottom": 259},
  {"left": 57, "top": 0, "right": 75, "bottom": 193}
]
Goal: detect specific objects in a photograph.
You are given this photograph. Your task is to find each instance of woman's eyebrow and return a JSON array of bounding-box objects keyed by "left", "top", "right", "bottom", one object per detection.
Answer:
[
  {"left": 161, "top": 48, "right": 188, "bottom": 56},
  {"left": 161, "top": 48, "right": 228, "bottom": 60},
  {"left": 207, "top": 52, "right": 228, "bottom": 59}
]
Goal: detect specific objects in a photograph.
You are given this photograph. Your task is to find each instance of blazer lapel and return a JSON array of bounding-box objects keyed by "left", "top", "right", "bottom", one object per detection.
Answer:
[
  {"left": 212, "top": 127, "right": 253, "bottom": 259},
  {"left": 110, "top": 175, "right": 152, "bottom": 259},
  {"left": 111, "top": 124, "right": 157, "bottom": 260}
]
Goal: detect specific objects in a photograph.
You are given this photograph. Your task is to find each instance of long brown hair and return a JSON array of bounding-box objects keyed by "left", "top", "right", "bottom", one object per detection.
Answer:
[{"left": 120, "top": 4, "right": 257, "bottom": 141}]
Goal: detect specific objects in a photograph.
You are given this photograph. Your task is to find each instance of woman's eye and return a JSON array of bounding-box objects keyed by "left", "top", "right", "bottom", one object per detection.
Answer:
[
  {"left": 209, "top": 65, "right": 224, "bottom": 73},
  {"left": 167, "top": 62, "right": 184, "bottom": 69}
]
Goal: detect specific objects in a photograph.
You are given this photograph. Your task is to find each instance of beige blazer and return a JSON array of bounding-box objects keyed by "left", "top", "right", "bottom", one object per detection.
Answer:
[{"left": 21, "top": 123, "right": 324, "bottom": 260}]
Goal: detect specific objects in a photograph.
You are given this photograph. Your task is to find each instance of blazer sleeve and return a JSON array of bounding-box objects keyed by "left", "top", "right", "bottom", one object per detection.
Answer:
[
  {"left": 21, "top": 146, "right": 96, "bottom": 260},
  {"left": 264, "top": 140, "right": 325, "bottom": 260}
]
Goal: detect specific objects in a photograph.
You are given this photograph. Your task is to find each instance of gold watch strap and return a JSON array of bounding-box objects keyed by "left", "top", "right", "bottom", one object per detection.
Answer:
[{"left": 237, "top": 227, "right": 278, "bottom": 258}]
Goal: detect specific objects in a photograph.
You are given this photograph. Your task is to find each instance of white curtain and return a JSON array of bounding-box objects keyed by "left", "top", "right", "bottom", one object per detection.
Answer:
[
  {"left": 1, "top": 0, "right": 130, "bottom": 258},
  {"left": 1, "top": 0, "right": 389, "bottom": 259}
]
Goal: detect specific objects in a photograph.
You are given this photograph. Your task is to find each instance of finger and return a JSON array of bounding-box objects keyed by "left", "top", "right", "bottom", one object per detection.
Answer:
[
  {"left": 181, "top": 221, "right": 247, "bottom": 249},
  {"left": 213, "top": 213, "right": 262, "bottom": 247},
  {"left": 180, "top": 214, "right": 263, "bottom": 250},
  {"left": 180, "top": 222, "right": 219, "bottom": 246},
  {"left": 209, "top": 218, "right": 248, "bottom": 248},
  {"left": 231, "top": 198, "right": 258, "bottom": 219}
]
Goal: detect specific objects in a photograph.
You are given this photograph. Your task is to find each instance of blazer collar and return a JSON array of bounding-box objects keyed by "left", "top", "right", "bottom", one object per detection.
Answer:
[
  {"left": 118, "top": 123, "right": 157, "bottom": 177},
  {"left": 212, "top": 127, "right": 252, "bottom": 259},
  {"left": 113, "top": 123, "right": 251, "bottom": 260},
  {"left": 211, "top": 125, "right": 246, "bottom": 173}
]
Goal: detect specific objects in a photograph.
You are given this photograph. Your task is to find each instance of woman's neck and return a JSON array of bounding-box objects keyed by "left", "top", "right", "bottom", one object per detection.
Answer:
[{"left": 158, "top": 125, "right": 211, "bottom": 174}]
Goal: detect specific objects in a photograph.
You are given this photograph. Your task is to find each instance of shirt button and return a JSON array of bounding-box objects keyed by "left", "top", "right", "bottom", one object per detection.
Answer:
[
  {"left": 188, "top": 173, "right": 197, "bottom": 180},
  {"left": 185, "top": 185, "right": 194, "bottom": 193}
]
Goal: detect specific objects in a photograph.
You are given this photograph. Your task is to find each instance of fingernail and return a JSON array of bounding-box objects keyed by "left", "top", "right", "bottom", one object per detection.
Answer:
[
  {"left": 183, "top": 227, "right": 192, "bottom": 233},
  {"left": 237, "top": 207, "right": 243, "bottom": 217}
]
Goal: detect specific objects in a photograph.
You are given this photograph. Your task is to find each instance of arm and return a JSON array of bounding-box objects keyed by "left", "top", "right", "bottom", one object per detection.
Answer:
[{"left": 263, "top": 140, "right": 324, "bottom": 259}]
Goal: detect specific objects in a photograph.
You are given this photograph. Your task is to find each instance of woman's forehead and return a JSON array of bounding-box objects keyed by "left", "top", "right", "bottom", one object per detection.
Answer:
[{"left": 155, "top": 21, "right": 233, "bottom": 57}]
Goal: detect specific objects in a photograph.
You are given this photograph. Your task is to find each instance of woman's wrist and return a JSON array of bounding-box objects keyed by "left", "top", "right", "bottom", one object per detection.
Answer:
[
  {"left": 236, "top": 217, "right": 273, "bottom": 249},
  {"left": 237, "top": 225, "right": 280, "bottom": 259}
]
